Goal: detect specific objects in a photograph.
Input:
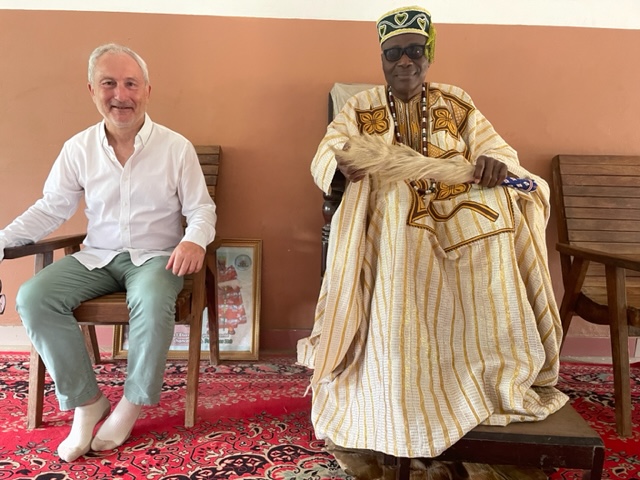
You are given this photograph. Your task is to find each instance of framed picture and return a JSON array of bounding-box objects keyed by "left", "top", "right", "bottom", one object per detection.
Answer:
[
  {"left": 112, "top": 239, "right": 262, "bottom": 361},
  {"left": 210, "top": 238, "right": 262, "bottom": 360}
]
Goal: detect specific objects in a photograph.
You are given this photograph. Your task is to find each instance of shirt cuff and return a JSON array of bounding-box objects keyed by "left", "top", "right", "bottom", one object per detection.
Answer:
[{"left": 181, "top": 228, "right": 209, "bottom": 250}]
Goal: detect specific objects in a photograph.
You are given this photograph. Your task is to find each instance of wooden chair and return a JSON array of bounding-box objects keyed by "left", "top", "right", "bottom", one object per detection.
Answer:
[
  {"left": 3, "top": 145, "right": 222, "bottom": 429},
  {"left": 387, "top": 403, "right": 604, "bottom": 480},
  {"left": 321, "top": 84, "right": 606, "bottom": 479},
  {"left": 552, "top": 154, "right": 640, "bottom": 437}
]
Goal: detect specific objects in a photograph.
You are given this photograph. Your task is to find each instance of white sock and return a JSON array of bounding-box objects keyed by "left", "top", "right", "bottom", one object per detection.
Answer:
[
  {"left": 91, "top": 396, "right": 142, "bottom": 451},
  {"left": 57, "top": 395, "right": 110, "bottom": 462}
]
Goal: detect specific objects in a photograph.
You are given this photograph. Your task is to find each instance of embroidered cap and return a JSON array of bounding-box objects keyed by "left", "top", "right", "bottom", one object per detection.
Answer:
[{"left": 377, "top": 5, "right": 436, "bottom": 62}]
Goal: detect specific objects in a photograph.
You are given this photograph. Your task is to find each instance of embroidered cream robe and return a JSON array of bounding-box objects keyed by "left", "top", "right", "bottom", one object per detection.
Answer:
[{"left": 297, "top": 83, "right": 568, "bottom": 458}]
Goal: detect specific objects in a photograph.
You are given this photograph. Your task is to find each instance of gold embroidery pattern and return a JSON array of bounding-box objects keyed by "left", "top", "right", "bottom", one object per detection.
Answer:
[
  {"left": 355, "top": 106, "right": 390, "bottom": 135},
  {"left": 427, "top": 143, "right": 449, "bottom": 158},
  {"left": 401, "top": 87, "right": 510, "bottom": 252},
  {"left": 427, "top": 88, "right": 474, "bottom": 139},
  {"left": 425, "top": 145, "right": 471, "bottom": 164},
  {"left": 406, "top": 148, "right": 473, "bottom": 223},
  {"left": 428, "top": 200, "right": 499, "bottom": 222},
  {"left": 392, "top": 94, "right": 423, "bottom": 152},
  {"left": 406, "top": 185, "right": 515, "bottom": 253},
  {"left": 406, "top": 179, "right": 431, "bottom": 218},
  {"left": 433, "top": 182, "right": 471, "bottom": 201},
  {"left": 432, "top": 108, "right": 458, "bottom": 138},
  {"left": 407, "top": 181, "right": 473, "bottom": 225}
]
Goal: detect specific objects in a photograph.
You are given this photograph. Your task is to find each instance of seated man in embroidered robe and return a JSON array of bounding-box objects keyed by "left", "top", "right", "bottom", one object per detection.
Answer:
[{"left": 297, "top": 5, "right": 568, "bottom": 480}]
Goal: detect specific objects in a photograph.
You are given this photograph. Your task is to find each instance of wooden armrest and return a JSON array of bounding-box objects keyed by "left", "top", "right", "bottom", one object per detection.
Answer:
[
  {"left": 204, "top": 237, "right": 222, "bottom": 276},
  {"left": 557, "top": 242, "right": 640, "bottom": 272},
  {"left": 206, "top": 236, "right": 223, "bottom": 255},
  {"left": 3, "top": 234, "right": 86, "bottom": 260}
]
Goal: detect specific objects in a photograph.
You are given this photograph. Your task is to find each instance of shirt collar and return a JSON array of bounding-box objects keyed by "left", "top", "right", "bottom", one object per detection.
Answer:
[
  {"left": 137, "top": 113, "right": 153, "bottom": 146},
  {"left": 99, "top": 113, "right": 154, "bottom": 148}
]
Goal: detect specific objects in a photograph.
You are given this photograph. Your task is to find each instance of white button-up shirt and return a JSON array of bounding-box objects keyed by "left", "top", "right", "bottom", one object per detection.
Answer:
[{"left": 0, "top": 115, "right": 216, "bottom": 269}]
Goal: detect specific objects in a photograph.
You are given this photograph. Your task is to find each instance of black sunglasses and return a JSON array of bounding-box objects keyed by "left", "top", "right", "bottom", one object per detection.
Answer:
[
  {"left": 0, "top": 279, "right": 5, "bottom": 315},
  {"left": 382, "top": 44, "right": 426, "bottom": 62}
]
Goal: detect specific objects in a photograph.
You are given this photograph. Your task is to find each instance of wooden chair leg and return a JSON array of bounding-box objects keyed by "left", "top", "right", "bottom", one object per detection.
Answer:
[
  {"left": 81, "top": 325, "right": 102, "bottom": 365},
  {"left": 396, "top": 458, "right": 411, "bottom": 480},
  {"left": 583, "top": 442, "right": 605, "bottom": 480},
  {"left": 606, "top": 266, "right": 632, "bottom": 437},
  {"left": 184, "top": 310, "right": 203, "bottom": 428},
  {"left": 206, "top": 253, "right": 220, "bottom": 366},
  {"left": 27, "top": 344, "right": 45, "bottom": 429},
  {"left": 558, "top": 256, "right": 589, "bottom": 351},
  {"left": 559, "top": 301, "right": 575, "bottom": 352},
  {"left": 383, "top": 455, "right": 411, "bottom": 480},
  {"left": 26, "top": 251, "right": 53, "bottom": 429}
]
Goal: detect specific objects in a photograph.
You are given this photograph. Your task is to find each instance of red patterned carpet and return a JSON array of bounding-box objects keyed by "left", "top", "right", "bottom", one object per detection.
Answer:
[{"left": 0, "top": 353, "right": 638, "bottom": 479}]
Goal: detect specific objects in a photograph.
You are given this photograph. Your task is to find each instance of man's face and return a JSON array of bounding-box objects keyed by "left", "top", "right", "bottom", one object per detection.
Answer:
[
  {"left": 88, "top": 52, "right": 150, "bottom": 132},
  {"left": 381, "top": 33, "right": 430, "bottom": 101}
]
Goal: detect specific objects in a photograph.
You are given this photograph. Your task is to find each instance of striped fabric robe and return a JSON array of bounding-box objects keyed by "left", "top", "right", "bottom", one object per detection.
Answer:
[{"left": 297, "top": 83, "right": 568, "bottom": 458}]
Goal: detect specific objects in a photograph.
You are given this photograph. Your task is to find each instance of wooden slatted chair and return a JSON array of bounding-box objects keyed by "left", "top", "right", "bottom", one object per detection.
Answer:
[
  {"left": 3, "top": 144, "right": 222, "bottom": 429},
  {"left": 321, "top": 84, "right": 606, "bottom": 479},
  {"left": 552, "top": 153, "right": 640, "bottom": 437}
]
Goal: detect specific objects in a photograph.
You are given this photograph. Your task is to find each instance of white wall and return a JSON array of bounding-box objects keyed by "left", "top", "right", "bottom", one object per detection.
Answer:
[
  {"left": 0, "top": 0, "right": 639, "bottom": 28},
  {"left": 0, "top": 325, "right": 114, "bottom": 352}
]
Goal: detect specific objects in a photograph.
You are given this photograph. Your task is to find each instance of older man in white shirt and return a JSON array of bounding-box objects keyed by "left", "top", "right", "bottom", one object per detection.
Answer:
[{"left": 0, "top": 43, "right": 216, "bottom": 462}]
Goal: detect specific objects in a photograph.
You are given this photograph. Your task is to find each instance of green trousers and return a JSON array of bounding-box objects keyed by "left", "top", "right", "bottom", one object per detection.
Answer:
[{"left": 16, "top": 252, "right": 183, "bottom": 410}]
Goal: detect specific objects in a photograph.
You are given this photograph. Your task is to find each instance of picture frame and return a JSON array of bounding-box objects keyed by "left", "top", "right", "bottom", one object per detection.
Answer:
[{"left": 112, "top": 238, "right": 262, "bottom": 361}]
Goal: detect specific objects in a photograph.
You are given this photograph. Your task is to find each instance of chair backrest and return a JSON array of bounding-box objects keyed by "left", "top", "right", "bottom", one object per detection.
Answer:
[
  {"left": 180, "top": 145, "right": 220, "bottom": 233},
  {"left": 328, "top": 82, "right": 378, "bottom": 123},
  {"left": 176, "top": 145, "right": 221, "bottom": 320},
  {"left": 195, "top": 145, "right": 221, "bottom": 201},
  {"left": 551, "top": 154, "right": 640, "bottom": 310}
]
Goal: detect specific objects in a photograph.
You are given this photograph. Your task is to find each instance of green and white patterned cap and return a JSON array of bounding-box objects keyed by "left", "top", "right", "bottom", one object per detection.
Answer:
[{"left": 377, "top": 5, "right": 436, "bottom": 61}]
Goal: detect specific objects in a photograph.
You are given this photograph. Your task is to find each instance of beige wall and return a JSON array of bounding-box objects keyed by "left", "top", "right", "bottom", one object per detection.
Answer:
[{"left": 1, "top": 10, "right": 639, "bottom": 350}]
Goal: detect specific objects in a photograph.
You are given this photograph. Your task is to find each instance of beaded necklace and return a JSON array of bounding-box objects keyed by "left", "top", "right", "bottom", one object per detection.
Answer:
[
  {"left": 385, "top": 83, "right": 428, "bottom": 157},
  {"left": 386, "top": 83, "right": 434, "bottom": 194}
]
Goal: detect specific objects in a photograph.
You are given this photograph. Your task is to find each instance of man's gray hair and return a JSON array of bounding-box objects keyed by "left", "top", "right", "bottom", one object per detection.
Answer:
[{"left": 88, "top": 43, "right": 150, "bottom": 84}]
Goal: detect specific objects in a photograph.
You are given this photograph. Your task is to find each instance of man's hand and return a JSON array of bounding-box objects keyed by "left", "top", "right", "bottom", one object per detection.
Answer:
[
  {"left": 473, "top": 155, "right": 508, "bottom": 188},
  {"left": 335, "top": 142, "right": 366, "bottom": 183},
  {"left": 166, "top": 241, "right": 205, "bottom": 277}
]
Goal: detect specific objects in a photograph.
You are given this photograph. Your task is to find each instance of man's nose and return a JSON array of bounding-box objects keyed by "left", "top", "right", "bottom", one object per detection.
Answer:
[
  {"left": 113, "top": 84, "right": 127, "bottom": 100},
  {"left": 397, "top": 52, "right": 413, "bottom": 65}
]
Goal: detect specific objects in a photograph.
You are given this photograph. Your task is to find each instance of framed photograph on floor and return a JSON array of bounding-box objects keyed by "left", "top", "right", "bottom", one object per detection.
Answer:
[
  {"left": 112, "top": 238, "right": 262, "bottom": 361},
  {"left": 210, "top": 239, "right": 262, "bottom": 360}
]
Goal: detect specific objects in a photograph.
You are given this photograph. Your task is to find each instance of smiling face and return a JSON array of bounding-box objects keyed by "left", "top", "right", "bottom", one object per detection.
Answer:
[
  {"left": 88, "top": 52, "right": 151, "bottom": 134},
  {"left": 381, "top": 33, "right": 430, "bottom": 102}
]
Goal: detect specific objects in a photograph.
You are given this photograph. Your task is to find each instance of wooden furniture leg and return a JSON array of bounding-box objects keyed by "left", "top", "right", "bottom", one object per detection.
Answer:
[
  {"left": 26, "top": 251, "right": 53, "bottom": 429},
  {"left": 206, "top": 250, "right": 220, "bottom": 366},
  {"left": 606, "top": 265, "right": 632, "bottom": 437},
  {"left": 184, "top": 314, "right": 201, "bottom": 428},
  {"left": 81, "top": 325, "right": 102, "bottom": 365},
  {"left": 184, "top": 266, "right": 206, "bottom": 428},
  {"left": 396, "top": 458, "right": 411, "bottom": 480},
  {"left": 27, "top": 344, "right": 45, "bottom": 429}
]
